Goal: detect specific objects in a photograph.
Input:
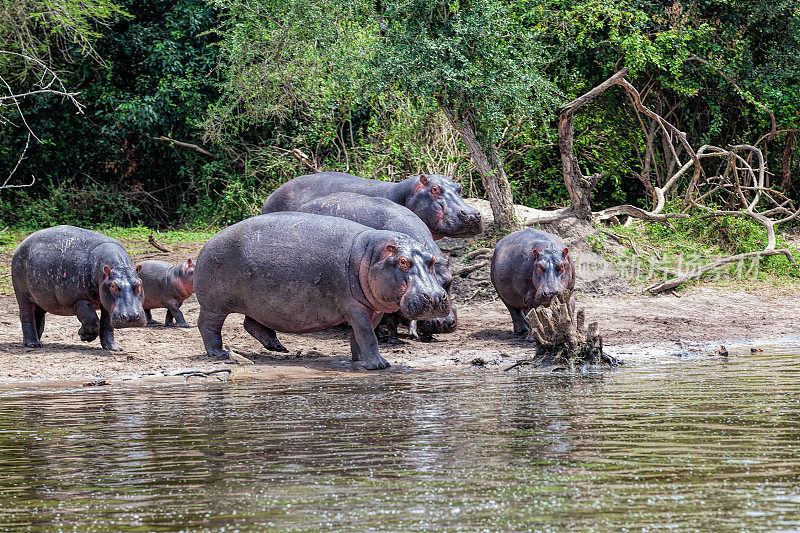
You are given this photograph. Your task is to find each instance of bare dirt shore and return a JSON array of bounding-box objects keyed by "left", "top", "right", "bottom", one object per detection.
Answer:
[{"left": 2, "top": 284, "right": 799, "bottom": 386}]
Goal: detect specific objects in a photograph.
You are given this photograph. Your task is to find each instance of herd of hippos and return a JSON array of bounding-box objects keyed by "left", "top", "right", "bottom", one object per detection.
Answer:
[{"left": 11, "top": 171, "right": 575, "bottom": 370}]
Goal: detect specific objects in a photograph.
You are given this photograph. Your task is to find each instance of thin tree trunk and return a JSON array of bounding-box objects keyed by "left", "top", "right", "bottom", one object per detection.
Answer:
[
  {"left": 558, "top": 68, "right": 629, "bottom": 219},
  {"left": 439, "top": 102, "right": 519, "bottom": 230},
  {"left": 781, "top": 130, "right": 795, "bottom": 189}
]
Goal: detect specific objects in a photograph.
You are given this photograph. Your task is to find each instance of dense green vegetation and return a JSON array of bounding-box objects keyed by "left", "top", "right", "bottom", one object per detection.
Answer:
[{"left": 1, "top": 0, "right": 799, "bottom": 229}]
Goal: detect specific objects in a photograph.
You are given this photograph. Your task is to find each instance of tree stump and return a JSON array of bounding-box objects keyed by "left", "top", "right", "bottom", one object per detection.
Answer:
[{"left": 520, "top": 291, "right": 620, "bottom": 370}]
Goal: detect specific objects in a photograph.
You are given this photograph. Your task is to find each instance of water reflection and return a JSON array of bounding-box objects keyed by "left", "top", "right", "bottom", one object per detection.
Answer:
[{"left": 1, "top": 353, "right": 800, "bottom": 530}]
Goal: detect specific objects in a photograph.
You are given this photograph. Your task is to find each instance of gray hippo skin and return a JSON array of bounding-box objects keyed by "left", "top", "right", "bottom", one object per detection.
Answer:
[
  {"left": 296, "top": 192, "right": 457, "bottom": 343},
  {"left": 11, "top": 225, "right": 147, "bottom": 351},
  {"left": 490, "top": 229, "right": 575, "bottom": 340},
  {"left": 194, "top": 212, "right": 450, "bottom": 369},
  {"left": 138, "top": 259, "right": 195, "bottom": 327},
  {"left": 261, "top": 171, "right": 483, "bottom": 239}
]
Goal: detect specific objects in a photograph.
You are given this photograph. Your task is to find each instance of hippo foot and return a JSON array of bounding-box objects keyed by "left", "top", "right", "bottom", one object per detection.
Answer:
[
  {"left": 101, "top": 338, "right": 123, "bottom": 351},
  {"left": 266, "top": 342, "right": 288, "bottom": 353},
  {"left": 386, "top": 337, "right": 408, "bottom": 345},
  {"left": 24, "top": 339, "right": 43, "bottom": 348},
  {"left": 513, "top": 327, "right": 530, "bottom": 337},
  {"left": 363, "top": 356, "right": 391, "bottom": 370},
  {"left": 207, "top": 347, "right": 230, "bottom": 359},
  {"left": 167, "top": 322, "right": 191, "bottom": 328},
  {"left": 523, "top": 334, "right": 535, "bottom": 343},
  {"left": 146, "top": 320, "right": 158, "bottom": 326},
  {"left": 78, "top": 327, "right": 99, "bottom": 342},
  {"left": 416, "top": 334, "right": 435, "bottom": 343}
]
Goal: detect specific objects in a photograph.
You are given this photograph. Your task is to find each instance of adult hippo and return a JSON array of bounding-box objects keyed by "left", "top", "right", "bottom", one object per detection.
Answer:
[
  {"left": 11, "top": 225, "right": 147, "bottom": 351},
  {"left": 194, "top": 212, "right": 450, "bottom": 369},
  {"left": 261, "top": 172, "right": 483, "bottom": 239},
  {"left": 490, "top": 229, "right": 575, "bottom": 340},
  {"left": 296, "top": 192, "right": 458, "bottom": 342}
]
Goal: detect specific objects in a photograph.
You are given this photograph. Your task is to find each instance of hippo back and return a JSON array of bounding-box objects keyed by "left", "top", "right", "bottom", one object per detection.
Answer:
[
  {"left": 296, "top": 192, "right": 436, "bottom": 248},
  {"left": 261, "top": 172, "right": 396, "bottom": 214}
]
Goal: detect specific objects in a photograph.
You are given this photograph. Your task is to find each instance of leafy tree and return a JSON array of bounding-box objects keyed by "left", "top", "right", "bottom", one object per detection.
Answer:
[{"left": 374, "top": 0, "right": 561, "bottom": 228}]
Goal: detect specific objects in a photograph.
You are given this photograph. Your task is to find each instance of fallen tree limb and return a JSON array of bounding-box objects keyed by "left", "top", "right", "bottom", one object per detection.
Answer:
[
  {"left": 524, "top": 208, "right": 576, "bottom": 225},
  {"left": 454, "top": 259, "right": 489, "bottom": 277},
  {"left": 173, "top": 369, "right": 232, "bottom": 381},
  {"left": 646, "top": 249, "right": 794, "bottom": 294},
  {"left": 595, "top": 204, "right": 689, "bottom": 223},
  {"left": 148, "top": 234, "right": 171, "bottom": 253}
]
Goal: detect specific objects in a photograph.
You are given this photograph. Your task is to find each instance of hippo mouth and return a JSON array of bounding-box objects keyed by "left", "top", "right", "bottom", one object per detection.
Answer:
[
  {"left": 417, "top": 309, "right": 458, "bottom": 335},
  {"left": 112, "top": 312, "right": 147, "bottom": 329},
  {"left": 399, "top": 293, "right": 451, "bottom": 321}
]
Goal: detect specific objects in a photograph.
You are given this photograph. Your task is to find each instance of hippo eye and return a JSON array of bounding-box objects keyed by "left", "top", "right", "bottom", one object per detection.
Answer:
[
  {"left": 133, "top": 281, "right": 142, "bottom": 294},
  {"left": 536, "top": 264, "right": 545, "bottom": 275},
  {"left": 397, "top": 257, "right": 412, "bottom": 271},
  {"left": 557, "top": 263, "right": 565, "bottom": 274},
  {"left": 109, "top": 282, "right": 119, "bottom": 294},
  {"left": 430, "top": 185, "right": 442, "bottom": 197}
]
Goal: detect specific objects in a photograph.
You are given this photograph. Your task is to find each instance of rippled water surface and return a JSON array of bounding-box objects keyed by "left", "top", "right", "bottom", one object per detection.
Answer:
[{"left": 2, "top": 352, "right": 800, "bottom": 531}]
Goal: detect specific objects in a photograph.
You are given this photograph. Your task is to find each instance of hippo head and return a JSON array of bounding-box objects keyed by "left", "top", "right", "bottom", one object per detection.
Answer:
[
  {"left": 361, "top": 234, "right": 451, "bottom": 320},
  {"left": 99, "top": 265, "right": 147, "bottom": 328},
  {"left": 404, "top": 174, "right": 484, "bottom": 239},
  {"left": 178, "top": 258, "right": 195, "bottom": 294},
  {"left": 529, "top": 247, "right": 572, "bottom": 308}
]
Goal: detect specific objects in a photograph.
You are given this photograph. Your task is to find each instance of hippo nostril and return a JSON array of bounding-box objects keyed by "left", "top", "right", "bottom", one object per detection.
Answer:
[{"left": 423, "top": 293, "right": 432, "bottom": 301}]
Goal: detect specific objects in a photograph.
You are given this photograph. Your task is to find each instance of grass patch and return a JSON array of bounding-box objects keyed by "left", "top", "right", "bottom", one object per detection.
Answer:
[{"left": 599, "top": 208, "right": 800, "bottom": 290}]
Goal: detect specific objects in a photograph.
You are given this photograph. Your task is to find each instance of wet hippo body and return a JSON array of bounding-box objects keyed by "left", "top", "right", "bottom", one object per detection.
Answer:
[
  {"left": 194, "top": 212, "right": 450, "bottom": 369},
  {"left": 261, "top": 171, "right": 483, "bottom": 239},
  {"left": 138, "top": 259, "right": 195, "bottom": 327},
  {"left": 296, "top": 193, "right": 457, "bottom": 342},
  {"left": 490, "top": 229, "right": 575, "bottom": 340},
  {"left": 11, "top": 225, "right": 146, "bottom": 351}
]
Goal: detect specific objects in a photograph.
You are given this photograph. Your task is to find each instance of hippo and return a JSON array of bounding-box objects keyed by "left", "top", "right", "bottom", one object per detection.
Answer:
[
  {"left": 138, "top": 259, "right": 195, "bottom": 327},
  {"left": 296, "top": 192, "right": 458, "bottom": 342},
  {"left": 261, "top": 171, "right": 483, "bottom": 239},
  {"left": 194, "top": 212, "right": 450, "bottom": 369},
  {"left": 11, "top": 225, "right": 147, "bottom": 351},
  {"left": 490, "top": 229, "right": 575, "bottom": 340}
]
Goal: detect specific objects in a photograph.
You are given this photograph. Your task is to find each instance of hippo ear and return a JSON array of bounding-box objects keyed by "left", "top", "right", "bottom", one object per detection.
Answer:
[
  {"left": 531, "top": 249, "right": 539, "bottom": 261},
  {"left": 385, "top": 243, "right": 398, "bottom": 256},
  {"left": 136, "top": 264, "right": 142, "bottom": 275},
  {"left": 562, "top": 248, "right": 569, "bottom": 259},
  {"left": 186, "top": 258, "right": 193, "bottom": 267},
  {"left": 419, "top": 174, "right": 428, "bottom": 186},
  {"left": 102, "top": 265, "right": 112, "bottom": 279}
]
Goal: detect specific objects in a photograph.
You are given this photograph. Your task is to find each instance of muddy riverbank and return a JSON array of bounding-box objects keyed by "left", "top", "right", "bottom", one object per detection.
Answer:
[{"left": 2, "top": 284, "right": 799, "bottom": 385}]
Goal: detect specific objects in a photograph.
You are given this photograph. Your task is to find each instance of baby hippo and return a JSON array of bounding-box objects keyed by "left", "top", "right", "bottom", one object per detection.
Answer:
[
  {"left": 490, "top": 229, "right": 575, "bottom": 340},
  {"left": 138, "top": 259, "right": 195, "bottom": 327},
  {"left": 12, "top": 225, "right": 146, "bottom": 351},
  {"left": 194, "top": 212, "right": 451, "bottom": 369}
]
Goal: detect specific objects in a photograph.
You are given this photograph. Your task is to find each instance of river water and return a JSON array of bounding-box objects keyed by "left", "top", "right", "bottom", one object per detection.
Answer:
[{"left": 1, "top": 351, "right": 800, "bottom": 531}]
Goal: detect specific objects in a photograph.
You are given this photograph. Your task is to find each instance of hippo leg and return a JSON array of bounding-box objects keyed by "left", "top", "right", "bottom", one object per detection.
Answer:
[
  {"left": 501, "top": 298, "right": 530, "bottom": 336},
  {"left": 349, "top": 310, "right": 390, "bottom": 370},
  {"left": 99, "top": 307, "right": 122, "bottom": 351},
  {"left": 144, "top": 309, "right": 157, "bottom": 326},
  {"left": 166, "top": 302, "right": 189, "bottom": 328},
  {"left": 243, "top": 316, "right": 288, "bottom": 352},
  {"left": 16, "top": 295, "right": 43, "bottom": 348},
  {"left": 383, "top": 313, "right": 406, "bottom": 345},
  {"left": 34, "top": 305, "right": 46, "bottom": 339},
  {"left": 75, "top": 299, "right": 100, "bottom": 343},
  {"left": 198, "top": 309, "right": 230, "bottom": 358}
]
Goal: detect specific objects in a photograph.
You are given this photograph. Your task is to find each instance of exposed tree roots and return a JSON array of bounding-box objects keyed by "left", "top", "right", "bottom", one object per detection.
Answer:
[{"left": 505, "top": 291, "right": 621, "bottom": 371}]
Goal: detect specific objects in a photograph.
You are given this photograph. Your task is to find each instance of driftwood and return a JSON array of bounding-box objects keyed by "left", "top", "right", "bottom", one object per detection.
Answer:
[
  {"left": 504, "top": 292, "right": 620, "bottom": 371},
  {"left": 173, "top": 369, "right": 232, "bottom": 381},
  {"left": 148, "top": 234, "right": 170, "bottom": 253},
  {"left": 454, "top": 259, "right": 489, "bottom": 277},
  {"left": 557, "top": 69, "right": 798, "bottom": 293}
]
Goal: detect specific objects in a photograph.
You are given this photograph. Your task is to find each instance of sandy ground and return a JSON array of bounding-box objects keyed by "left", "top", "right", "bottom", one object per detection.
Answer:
[{"left": 2, "top": 284, "right": 799, "bottom": 385}]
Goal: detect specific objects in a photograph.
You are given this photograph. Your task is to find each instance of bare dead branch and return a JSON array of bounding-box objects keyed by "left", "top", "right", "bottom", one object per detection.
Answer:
[
  {"left": 155, "top": 136, "right": 216, "bottom": 158},
  {"left": 148, "top": 234, "right": 171, "bottom": 253}
]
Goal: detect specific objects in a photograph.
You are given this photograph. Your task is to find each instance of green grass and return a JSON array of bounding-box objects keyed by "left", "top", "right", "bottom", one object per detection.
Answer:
[
  {"left": 0, "top": 226, "right": 218, "bottom": 295},
  {"left": 597, "top": 209, "right": 800, "bottom": 291}
]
